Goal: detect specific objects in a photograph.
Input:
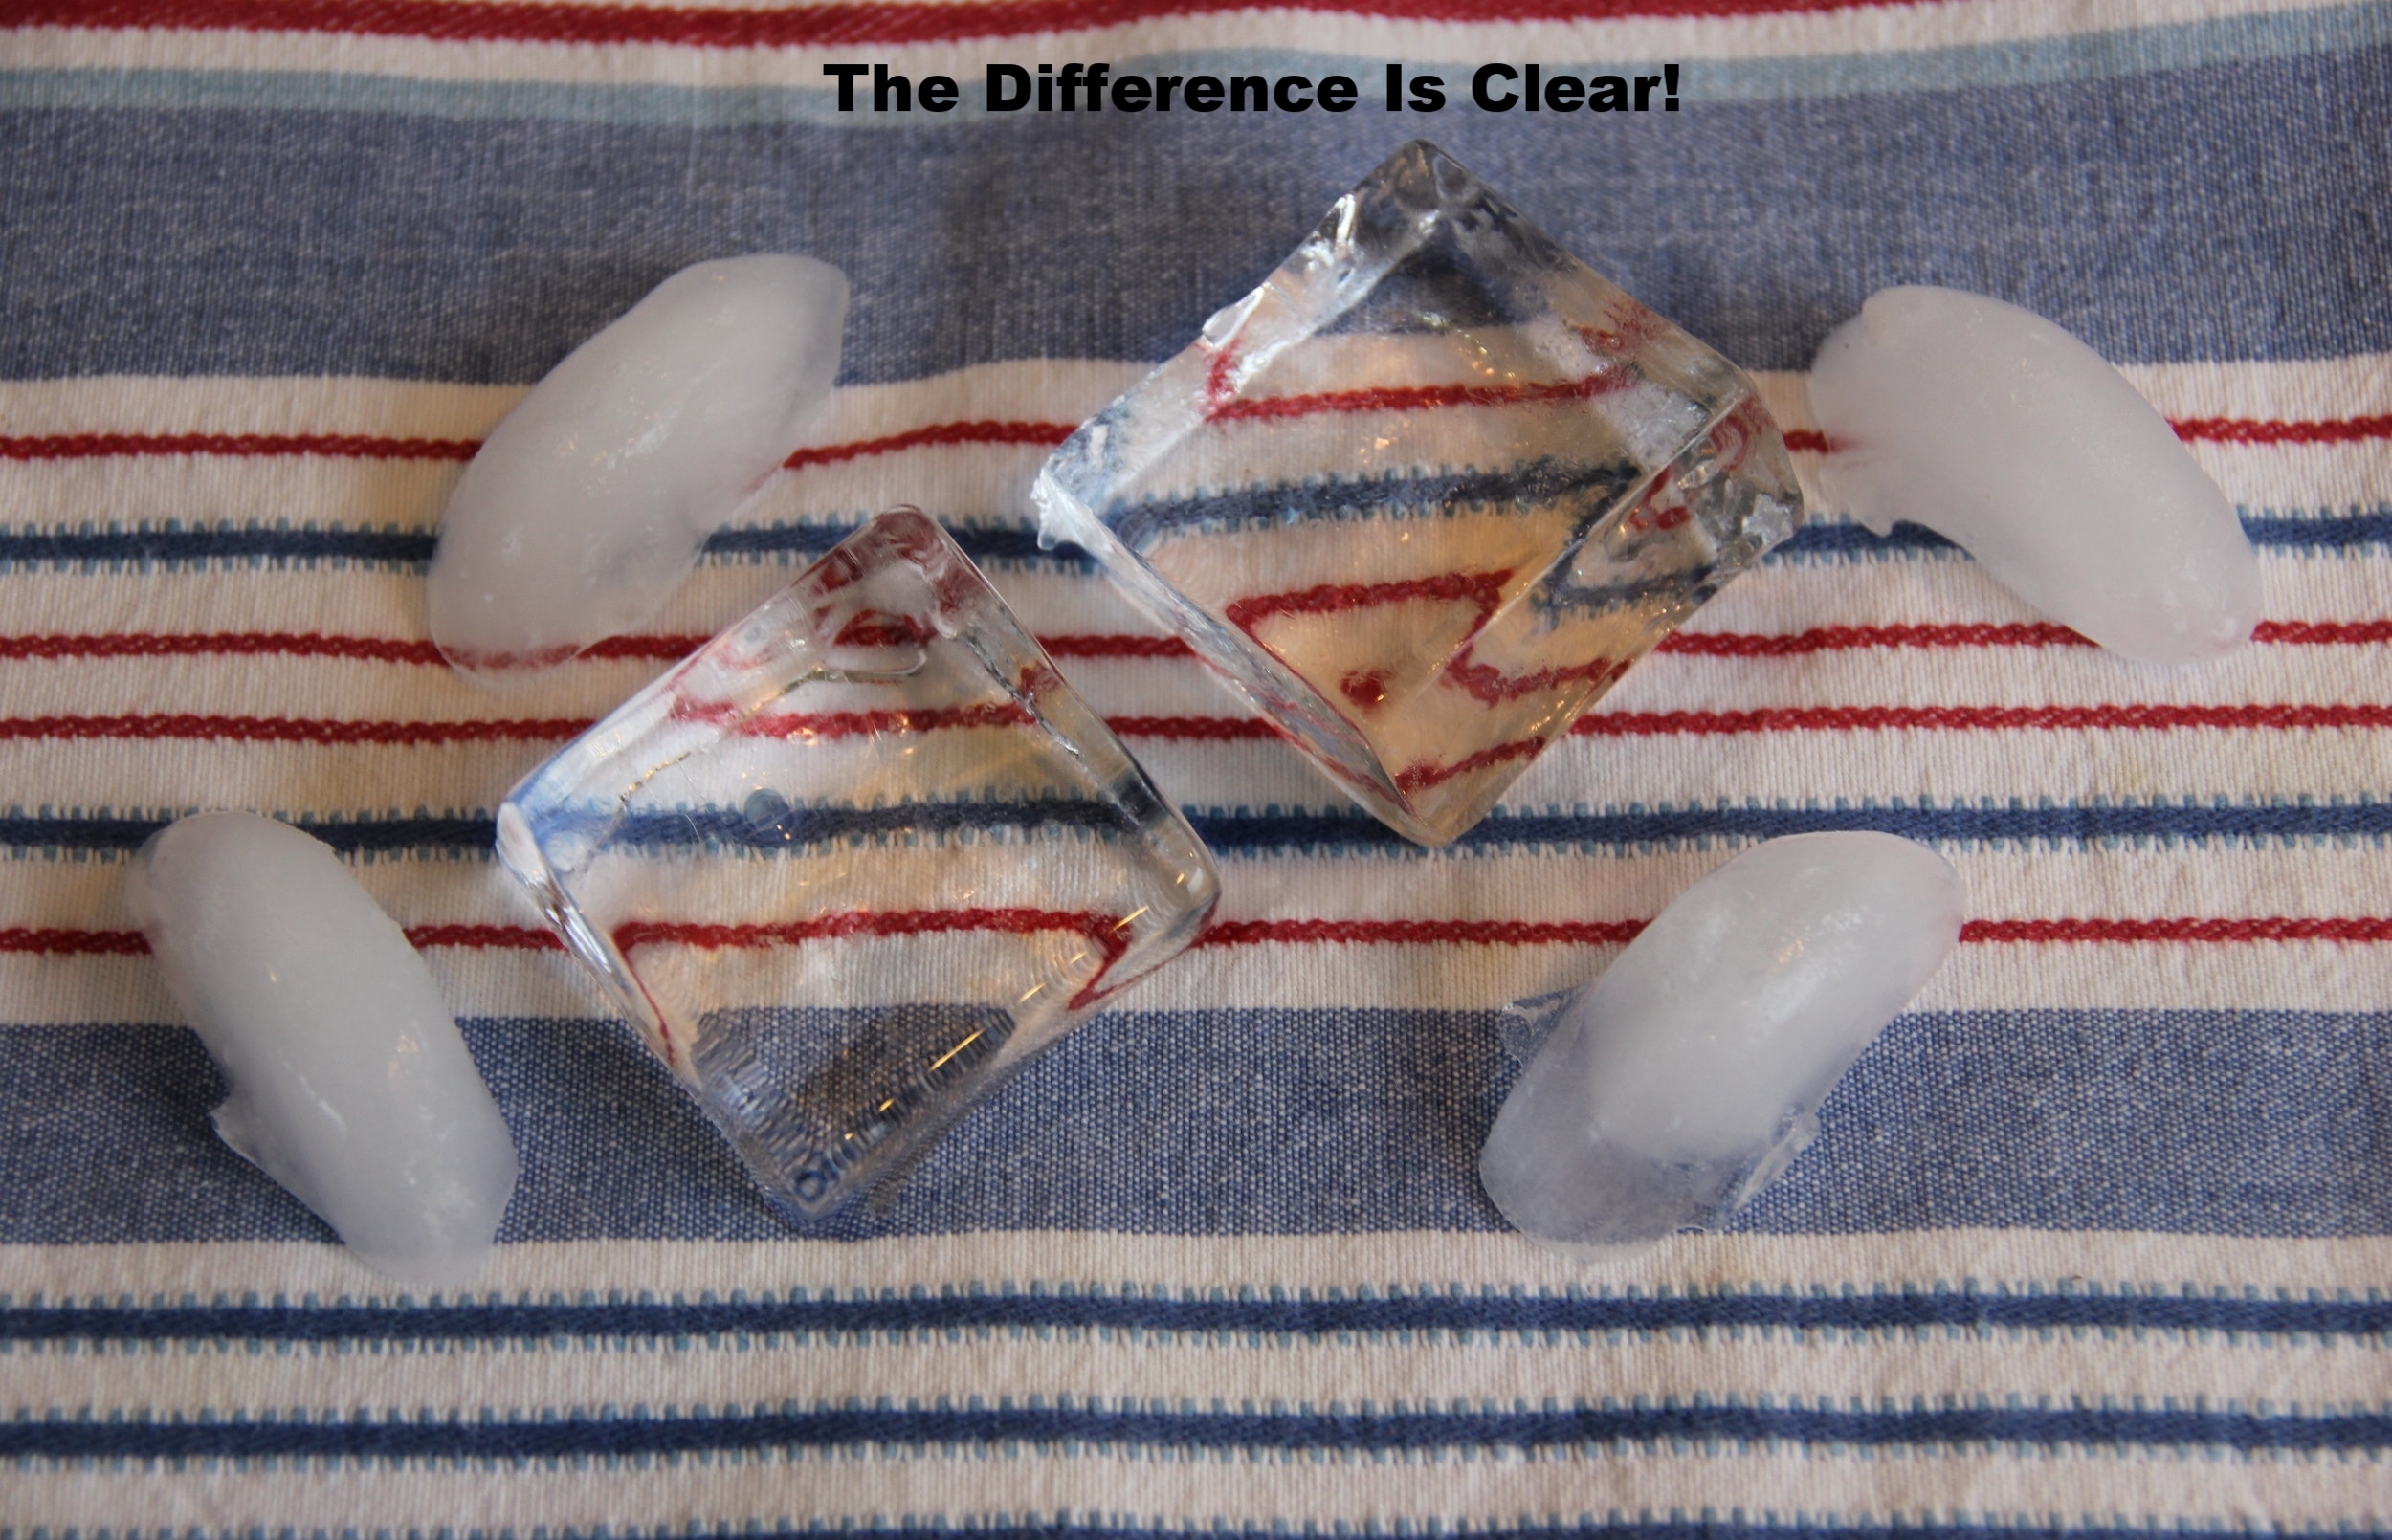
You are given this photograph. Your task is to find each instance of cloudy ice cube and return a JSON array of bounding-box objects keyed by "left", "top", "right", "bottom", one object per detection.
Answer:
[
  {"left": 429, "top": 254, "right": 849, "bottom": 677},
  {"left": 123, "top": 813, "right": 520, "bottom": 1285},
  {"left": 1478, "top": 833, "right": 1961, "bottom": 1262},
  {"left": 1808, "top": 286, "right": 2259, "bottom": 665}
]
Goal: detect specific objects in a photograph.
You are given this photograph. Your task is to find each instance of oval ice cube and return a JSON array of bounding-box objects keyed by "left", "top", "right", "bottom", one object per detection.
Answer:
[
  {"left": 123, "top": 812, "right": 520, "bottom": 1284},
  {"left": 429, "top": 254, "right": 850, "bottom": 678},
  {"left": 1808, "top": 285, "right": 2259, "bottom": 665},
  {"left": 1477, "top": 832, "right": 1961, "bottom": 1262}
]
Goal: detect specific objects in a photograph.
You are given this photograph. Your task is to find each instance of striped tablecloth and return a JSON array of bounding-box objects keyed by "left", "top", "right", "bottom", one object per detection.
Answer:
[{"left": 2, "top": 0, "right": 2387, "bottom": 1531}]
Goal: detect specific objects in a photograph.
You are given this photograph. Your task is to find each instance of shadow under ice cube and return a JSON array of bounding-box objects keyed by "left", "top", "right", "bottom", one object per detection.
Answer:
[
  {"left": 497, "top": 508, "right": 1221, "bottom": 1220},
  {"left": 1035, "top": 140, "right": 1803, "bottom": 846}
]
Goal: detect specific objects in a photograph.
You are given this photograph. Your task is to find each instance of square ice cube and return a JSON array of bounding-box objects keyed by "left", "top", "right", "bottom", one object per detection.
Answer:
[
  {"left": 1034, "top": 141, "right": 1803, "bottom": 845},
  {"left": 496, "top": 508, "right": 1221, "bottom": 1220}
]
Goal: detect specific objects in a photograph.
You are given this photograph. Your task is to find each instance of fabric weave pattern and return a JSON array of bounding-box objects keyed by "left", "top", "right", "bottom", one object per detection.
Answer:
[{"left": 1, "top": 0, "right": 2388, "bottom": 1531}]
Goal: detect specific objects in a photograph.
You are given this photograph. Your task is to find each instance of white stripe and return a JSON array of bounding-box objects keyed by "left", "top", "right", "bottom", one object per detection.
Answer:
[
  {"left": 9, "top": 832, "right": 2387, "bottom": 932},
  {"left": 9, "top": 1227, "right": 2390, "bottom": 1303},
  {"left": 1134, "top": 924, "right": 2392, "bottom": 1012},
  {"left": 5, "top": 901, "right": 2383, "bottom": 1020},
  {"left": 5, "top": 1446, "right": 2386, "bottom": 1536},
  {"left": 6, "top": 1328, "right": 2384, "bottom": 1434},
  {"left": 9, "top": 563, "right": 2383, "bottom": 721}
]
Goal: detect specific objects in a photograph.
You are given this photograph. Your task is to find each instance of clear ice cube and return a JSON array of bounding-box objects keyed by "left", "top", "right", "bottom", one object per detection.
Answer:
[
  {"left": 1034, "top": 141, "right": 1803, "bottom": 846},
  {"left": 496, "top": 508, "right": 1221, "bottom": 1220}
]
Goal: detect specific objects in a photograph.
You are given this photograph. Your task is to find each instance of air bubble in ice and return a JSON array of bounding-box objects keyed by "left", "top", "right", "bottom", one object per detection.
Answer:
[
  {"left": 1808, "top": 285, "right": 2259, "bottom": 666},
  {"left": 1477, "top": 832, "right": 1962, "bottom": 1262},
  {"left": 429, "top": 254, "right": 850, "bottom": 678},
  {"left": 123, "top": 813, "right": 520, "bottom": 1285}
]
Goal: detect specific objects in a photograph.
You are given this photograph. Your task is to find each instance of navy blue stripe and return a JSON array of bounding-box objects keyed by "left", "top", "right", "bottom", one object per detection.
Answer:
[
  {"left": 3, "top": 49, "right": 2388, "bottom": 381},
  {"left": 7, "top": 1287, "right": 2384, "bottom": 1346},
  {"left": 8, "top": 1526, "right": 2361, "bottom": 1540},
  {"left": 0, "top": 1402, "right": 2384, "bottom": 1460},
  {"left": 0, "top": 1527, "right": 2325, "bottom": 1540},
  {"left": 1782, "top": 511, "right": 2392, "bottom": 560},
  {"left": 0, "top": 522, "right": 1087, "bottom": 572},
  {"left": 8, "top": 798, "right": 2381, "bottom": 861},
  {"left": 1104, "top": 459, "right": 1642, "bottom": 548},
  {"left": 0, "top": 512, "right": 2375, "bottom": 574},
  {"left": 1203, "top": 799, "right": 2392, "bottom": 853},
  {"left": 4, "top": 1010, "right": 2387, "bottom": 1243},
  {"left": 0, "top": 524, "right": 439, "bottom": 569}
]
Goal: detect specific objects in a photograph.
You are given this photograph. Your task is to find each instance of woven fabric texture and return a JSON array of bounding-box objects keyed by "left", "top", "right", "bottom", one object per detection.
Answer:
[{"left": 0, "top": 0, "right": 2388, "bottom": 1531}]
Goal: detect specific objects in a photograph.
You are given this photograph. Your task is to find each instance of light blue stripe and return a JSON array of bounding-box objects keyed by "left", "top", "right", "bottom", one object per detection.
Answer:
[{"left": 1, "top": 4, "right": 2386, "bottom": 126}]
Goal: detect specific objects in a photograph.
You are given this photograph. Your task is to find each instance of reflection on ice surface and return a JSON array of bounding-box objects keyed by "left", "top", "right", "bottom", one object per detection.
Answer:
[
  {"left": 123, "top": 813, "right": 519, "bottom": 1285},
  {"left": 1479, "top": 833, "right": 1961, "bottom": 1262}
]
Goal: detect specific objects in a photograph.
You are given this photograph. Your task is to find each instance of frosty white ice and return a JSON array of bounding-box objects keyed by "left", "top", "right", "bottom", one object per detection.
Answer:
[
  {"left": 1809, "top": 286, "right": 2259, "bottom": 666},
  {"left": 428, "top": 254, "right": 850, "bottom": 676},
  {"left": 1479, "top": 833, "right": 1963, "bottom": 1260},
  {"left": 125, "top": 814, "right": 519, "bottom": 1285}
]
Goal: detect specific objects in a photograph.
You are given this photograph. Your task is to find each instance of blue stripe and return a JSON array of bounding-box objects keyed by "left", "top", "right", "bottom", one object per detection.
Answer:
[
  {"left": 1211, "top": 799, "right": 2392, "bottom": 854},
  {"left": 8, "top": 797, "right": 2385, "bottom": 861},
  {"left": 3, "top": 47, "right": 2387, "bottom": 382},
  {"left": 0, "top": 1401, "right": 2383, "bottom": 1461},
  {"left": 7, "top": 1286, "right": 2384, "bottom": 1346},
  {"left": 0, "top": 510, "right": 2379, "bottom": 574},
  {"left": 1783, "top": 511, "right": 2392, "bottom": 560},
  {"left": 4, "top": 1010, "right": 2386, "bottom": 1243},
  {"left": 1103, "top": 459, "right": 1643, "bottom": 548},
  {"left": 0, "top": 521, "right": 1087, "bottom": 572}
]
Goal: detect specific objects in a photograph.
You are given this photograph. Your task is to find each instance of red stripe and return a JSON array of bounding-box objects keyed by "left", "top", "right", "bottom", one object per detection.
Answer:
[
  {"left": 0, "top": 629, "right": 1198, "bottom": 664},
  {"left": 5, "top": 409, "right": 2381, "bottom": 468},
  {"left": 2249, "top": 619, "right": 2392, "bottom": 647},
  {"left": 2, "top": 0, "right": 1904, "bottom": 50},
  {"left": 1658, "top": 622, "right": 2097, "bottom": 656},
  {"left": 15, "top": 913, "right": 2390, "bottom": 958},
  {"left": 0, "top": 631, "right": 450, "bottom": 665},
  {"left": 1570, "top": 702, "right": 2392, "bottom": 736},
  {"left": 614, "top": 907, "right": 1125, "bottom": 955},
  {"left": 1655, "top": 620, "right": 2390, "bottom": 655},
  {"left": 1104, "top": 714, "right": 1282, "bottom": 740},
  {"left": 1960, "top": 916, "right": 2392, "bottom": 945},
  {"left": 1782, "top": 415, "right": 2392, "bottom": 455},
  {"left": 0, "top": 713, "right": 594, "bottom": 745},
  {"left": 1197, "top": 917, "right": 1650, "bottom": 948},
  {"left": 403, "top": 922, "right": 562, "bottom": 951},
  {"left": 1223, "top": 570, "right": 1510, "bottom": 631},
  {"left": 0, "top": 926, "right": 151, "bottom": 957},
  {"left": 613, "top": 905, "right": 1134, "bottom": 1007},
  {"left": 2173, "top": 413, "right": 2392, "bottom": 447},
  {"left": 783, "top": 419, "right": 1074, "bottom": 471},
  {"left": 0, "top": 430, "right": 477, "bottom": 463},
  {"left": 1209, "top": 373, "right": 1627, "bottom": 425},
  {"left": 4, "top": 698, "right": 2386, "bottom": 749},
  {"left": 1393, "top": 735, "right": 1545, "bottom": 794},
  {"left": 0, "top": 418, "right": 1073, "bottom": 470},
  {"left": 734, "top": 702, "right": 1035, "bottom": 740},
  {"left": 8, "top": 620, "right": 2381, "bottom": 669},
  {"left": 1040, "top": 633, "right": 1194, "bottom": 659}
]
